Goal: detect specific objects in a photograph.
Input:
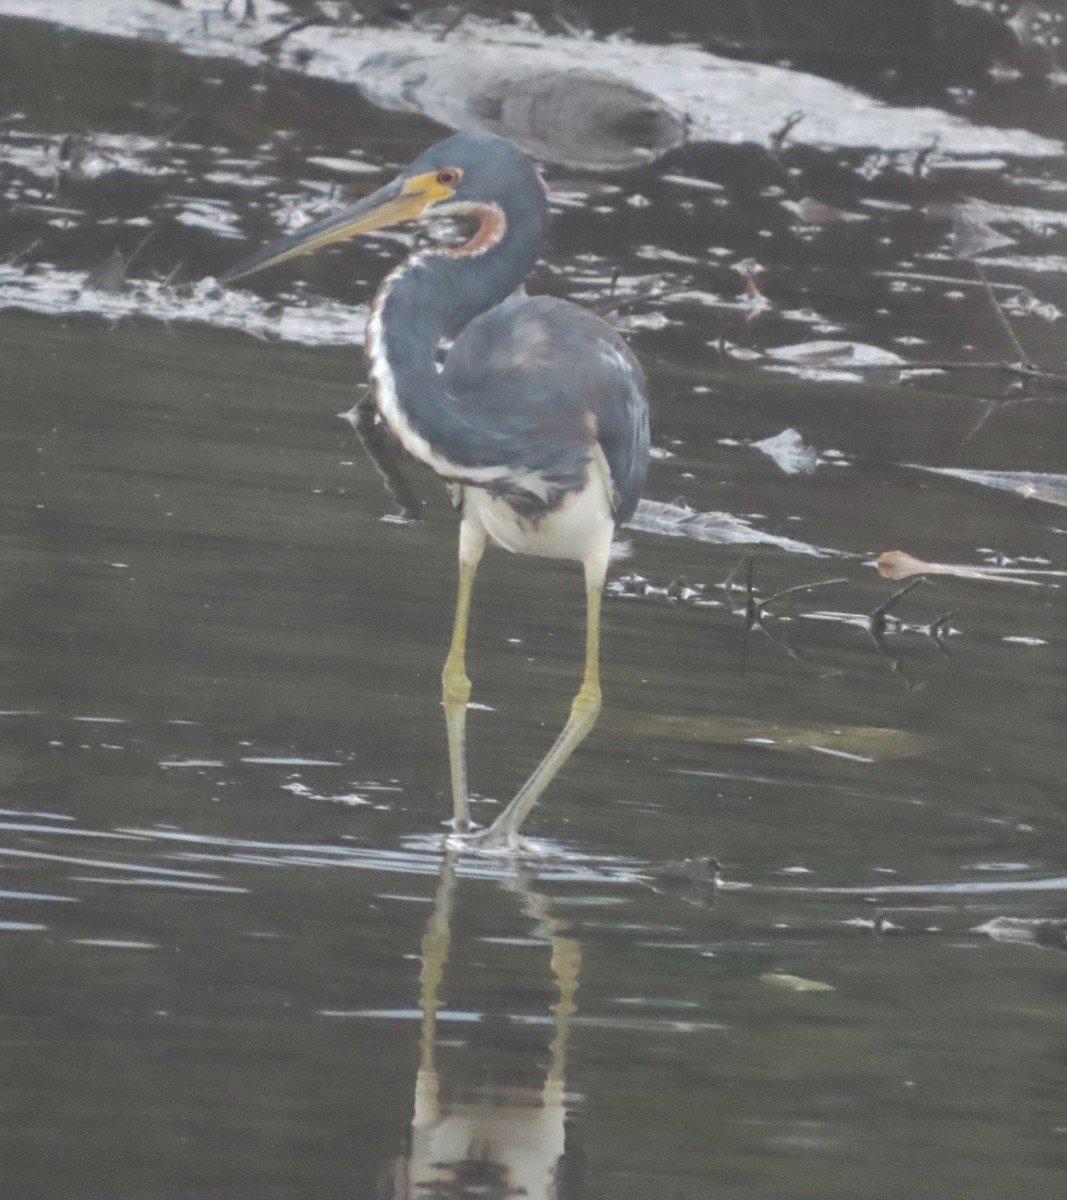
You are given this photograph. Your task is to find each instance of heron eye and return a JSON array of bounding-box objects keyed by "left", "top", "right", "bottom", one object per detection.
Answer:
[{"left": 436, "top": 168, "right": 461, "bottom": 187}]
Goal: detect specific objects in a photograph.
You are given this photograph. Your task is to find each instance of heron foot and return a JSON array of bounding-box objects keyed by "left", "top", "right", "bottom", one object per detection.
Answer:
[{"left": 444, "top": 826, "right": 541, "bottom": 856}]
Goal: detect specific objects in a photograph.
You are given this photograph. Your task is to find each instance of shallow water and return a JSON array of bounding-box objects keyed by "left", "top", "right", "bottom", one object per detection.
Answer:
[{"left": 2, "top": 8, "right": 1067, "bottom": 1199}]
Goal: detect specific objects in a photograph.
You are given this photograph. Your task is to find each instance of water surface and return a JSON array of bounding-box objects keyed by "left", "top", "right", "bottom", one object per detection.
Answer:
[{"left": 2, "top": 9, "right": 1067, "bottom": 1199}]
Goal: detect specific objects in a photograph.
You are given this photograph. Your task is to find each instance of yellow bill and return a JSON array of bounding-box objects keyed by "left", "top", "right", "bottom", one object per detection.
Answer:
[{"left": 219, "top": 170, "right": 457, "bottom": 283}]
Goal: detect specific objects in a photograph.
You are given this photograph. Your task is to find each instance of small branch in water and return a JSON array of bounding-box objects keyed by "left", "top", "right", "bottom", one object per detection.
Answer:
[
  {"left": 868, "top": 577, "right": 932, "bottom": 635},
  {"left": 592, "top": 273, "right": 674, "bottom": 318},
  {"left": 927, "top": 612, "right": 957, "bottom": 657},
  {"left": 717, "top": 341, "right": 1067, "bottom": 385},
  {"left": 876, "top": 270, "right": 1032, "bottom": 292},
  {"left": 719, "top": 555, "right": 752, "bottom": 597},
  {"left": 720, "top": 557, "right": 844, "bottom": 677},
  {"left": 911, "top": 135, "right": 940, "bottom": 181},
  {"left": 961, "top": 391, "right": 1067, "bottom": 446},
  {"left": 971, "top": 259, "right": 1035, "bottom": 371},
  {"left": 768, "top": 110, "right": 806, "bottom": 155},
  {"left": 4, "top": 237, "right": 41, "bottom": 267},
  {"left": 760, "top": 577, "right": 849, "bottom": 609},
  {"left": 545, "top": 5, "right": 588, "bottom": 38},
  {"left": 859, "top": 359, "right": 1064, "bottom": 383},
  {"left": 259, "top": 13, "right": 325, "bottom": 51},
  {"left": 755, "top": 112, "right": 806, "bottom": 197}
]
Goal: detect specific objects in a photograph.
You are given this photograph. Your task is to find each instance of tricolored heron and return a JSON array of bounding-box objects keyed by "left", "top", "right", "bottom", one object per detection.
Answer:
[{"left": 222, "top": 133, "right": 650, "bottom": 847}]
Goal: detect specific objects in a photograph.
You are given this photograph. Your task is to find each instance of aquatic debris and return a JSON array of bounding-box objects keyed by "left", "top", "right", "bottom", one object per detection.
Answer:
[
  {"left": 716, "top": 556, "right": 849, "bottom": 676},
  {"left": 85, "top": 231, "right": 155, "bottom": 295},
  {"left": 750, "top": 428, "right": 820, "bottom": 475},
  {"left": 759, "top": 972, "right": 835, "bottom": 993},
  {"left": 53, "top": 130, "right": 176, "bottom": 180},
  {"left": 173, "top": 198, "right": 244, "bottom": 240},
  {"left": 645, "top": 857, "right": 721, "bottom": 887},
  {"left": 782, "top": 198, "right": 868, "bottom": 225},
  {"left": 808, "top": 876, "right": 1067, "bottom": 897},
  {"left": 660, "top": 174, "right": 726, "bottom": 194},
  {"left": 71, "top": 938, "right": 159, "bottom": 950},
  {"left": 85, "top": 247, "right": 130, "bottom": 294},
  {"left": 1000, "top": 289, "right": 1062, "bottom": 322},
  {"left": 949, "top": 211, "right": 1017, "bottom": 259},
  {"left": 627, "top": 499, "right": 837, "bottom": 558},
  {"left": 665, "top": 576, "right": 704, "bottom": 604},
  {"left": 303, "top": 155, "right": 381, "bottom": 177},
  {"left": 974, "top": 917, "right": 1067, "bottom": 950},
  {"left": 764, "top": 339, "right": 909, "bottom": 383},
  {"left": 876, "top": 549, "right": 1064, "bottom": 586},
  {"left": 905, "top": 465, "right": 1067, "bottom": 508},
  {"left": 640, "top": 856, "right": 721, "bottom": 905},
  {"left": 730, "top": 258, "right": 770, "bottom": 319},
  {"left": 611, "top": 714, "right": 932, "bottom": 761},
  {"left": 951, "top": 195, "right": 1067, "bottom": 236},
  {"left": 1004, "top": 0, "right": 1061, "bottom": 74},
  {"left": 158, "top": 759, "right": 227, "bottom": 769}
]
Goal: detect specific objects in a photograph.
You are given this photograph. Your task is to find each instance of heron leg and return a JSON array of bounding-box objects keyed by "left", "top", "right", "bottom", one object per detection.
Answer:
[
  {"left": 475, "top": 546, "right": 609, "bottom": 846},
  {"left": 442, "top": 516, "right": 486, "bottom": 831}
]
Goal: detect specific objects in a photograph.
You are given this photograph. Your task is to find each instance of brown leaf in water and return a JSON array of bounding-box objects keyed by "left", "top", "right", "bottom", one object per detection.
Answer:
[{"left": 876, "top": 550, "right": 1049, "bottom": 586}]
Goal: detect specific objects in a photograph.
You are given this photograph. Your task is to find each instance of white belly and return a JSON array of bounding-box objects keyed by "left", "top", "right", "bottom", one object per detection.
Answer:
[{"left": 463, "top": 476, "right": 613, "bottom": 563}]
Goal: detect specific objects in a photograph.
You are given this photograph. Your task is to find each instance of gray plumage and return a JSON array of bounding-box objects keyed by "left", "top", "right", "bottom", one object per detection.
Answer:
[
  {"left": 369, "top": 132, "right": 649, "bottom": 523},
  {"left": 442, "top": 294, "right": 649, "bottom": 521}
]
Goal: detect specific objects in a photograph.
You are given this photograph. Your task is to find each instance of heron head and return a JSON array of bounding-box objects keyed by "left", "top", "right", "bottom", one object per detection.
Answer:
[{"left": 220, "top": 133, "right": 545, "bottom": 284}]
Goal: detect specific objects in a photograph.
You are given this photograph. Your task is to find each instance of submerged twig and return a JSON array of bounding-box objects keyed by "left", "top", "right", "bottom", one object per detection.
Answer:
[
  {"left": 723, "top": 350, "right": 1067, "bottom": 385},
  {"left": 911, "top": 135, "right": 940, "bottom": 181},
  {"left": 971, "top": 259, "right": 1035, "bottom": 371},
  {"left": 259, "top": 14, "right": 324, "bottom": 51},
  {"left": 864, "top": 579, "right": 931, "bottom": 691},
  {"left": 721, "top": 557, "right": 843, "bottom": 677},
  {"left": 592, "top": 273, "right": 674, "bottom": 318},
  {"left": 4, "top": 237, "right": 41, "bottom": 267},
  {"left": 760, "top": 577, "right": 849, "bottom": 609},
  {"left": 961, "top": 391, "right": 1067, "bottom": 446},
  {"left": 768, "top": 110, "right": 806, "bottom": 155},
  {"left": 868, "top": 577, "right": 932, "bottom": 632}
]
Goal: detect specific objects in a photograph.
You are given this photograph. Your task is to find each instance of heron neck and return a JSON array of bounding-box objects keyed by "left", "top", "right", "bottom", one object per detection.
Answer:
[{"left": 368, "top": 210, "right": 544, "bottom": 469}]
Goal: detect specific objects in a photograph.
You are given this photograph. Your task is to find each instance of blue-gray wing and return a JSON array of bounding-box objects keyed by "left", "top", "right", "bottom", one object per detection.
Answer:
[{"left": 441, "top": 294, "right": 650, "bottom": 522}]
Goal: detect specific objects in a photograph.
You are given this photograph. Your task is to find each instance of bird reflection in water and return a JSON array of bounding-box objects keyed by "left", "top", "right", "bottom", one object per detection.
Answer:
[{"left": 378, "top": 853, "right": 580, "bottom": 1199}]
